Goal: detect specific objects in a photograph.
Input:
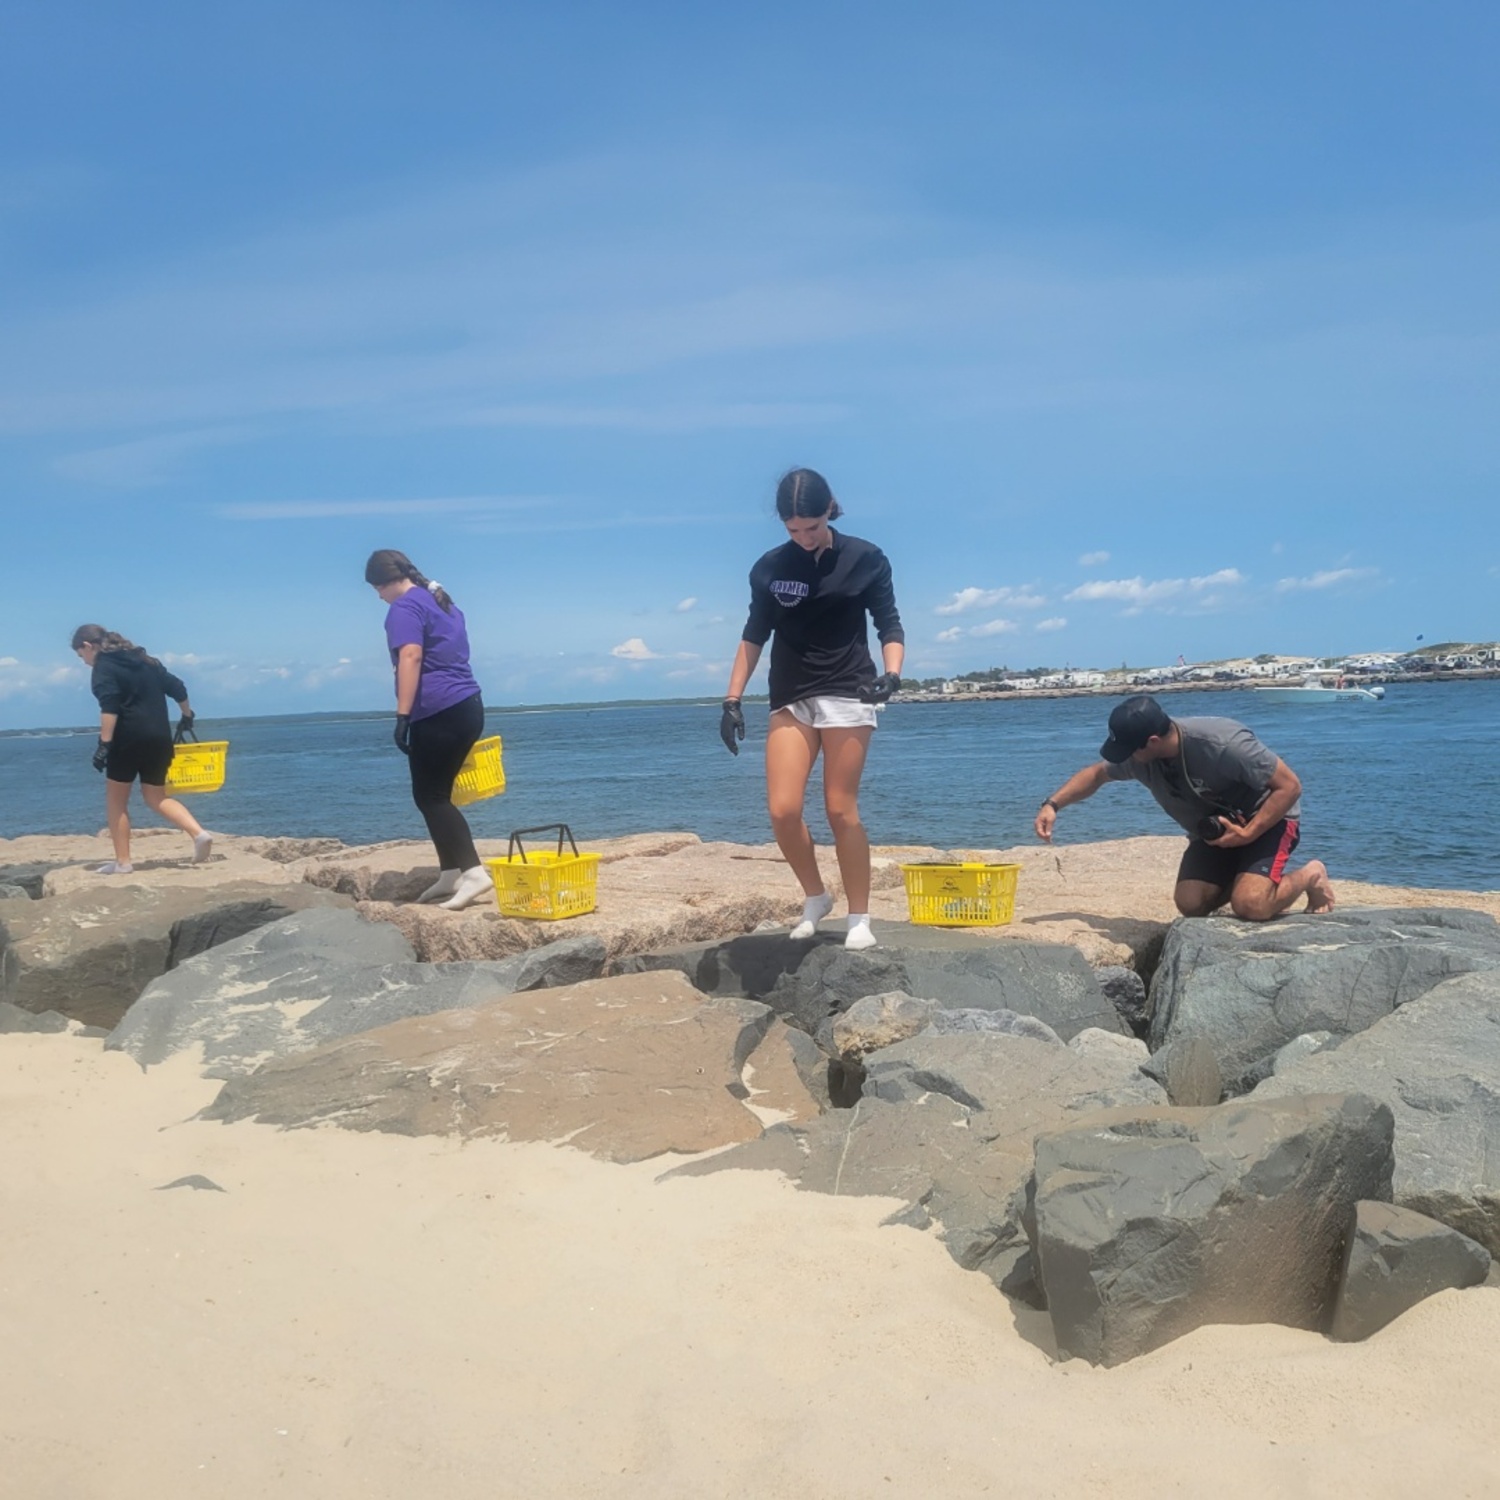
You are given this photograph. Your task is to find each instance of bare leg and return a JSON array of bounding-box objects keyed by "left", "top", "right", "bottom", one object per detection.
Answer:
[
  {"left": 105, "top": 779, "right": 133, "bottom": 865},
  {"left": 1230, "top": 860, "right": 1335, "bottom": 921},
  {"left": 820, "top": 726, "right": 874, "bottom": 915},
  {"left": 1174, "top": 879, "right": 1231, "bottom": 917},
  {"left": 141, "top": 784, "right": 204, "bottom": 840},
  {"left": 764, "top": 711, "right": 824, "bottom": 898}
]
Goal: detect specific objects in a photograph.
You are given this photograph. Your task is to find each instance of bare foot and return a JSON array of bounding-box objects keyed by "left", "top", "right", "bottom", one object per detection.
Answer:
[{"left": 1304, "top": 861, "right": 1336, "bottom": 913}]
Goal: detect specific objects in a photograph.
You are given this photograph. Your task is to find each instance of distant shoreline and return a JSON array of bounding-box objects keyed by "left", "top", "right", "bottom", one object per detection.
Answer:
[{"left": 1, "top": 669, "right": 1494, "bottom": 737}]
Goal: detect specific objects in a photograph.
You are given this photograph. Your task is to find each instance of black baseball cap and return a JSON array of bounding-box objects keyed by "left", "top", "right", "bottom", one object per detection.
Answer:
[{"left": 1100, "top": 695, "right": 1173, "bottom": 763}]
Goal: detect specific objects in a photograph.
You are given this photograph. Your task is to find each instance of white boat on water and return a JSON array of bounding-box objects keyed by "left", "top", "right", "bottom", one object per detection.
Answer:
[{"left": 1254, "top": 670, "right": 1385, "bottom": 703}]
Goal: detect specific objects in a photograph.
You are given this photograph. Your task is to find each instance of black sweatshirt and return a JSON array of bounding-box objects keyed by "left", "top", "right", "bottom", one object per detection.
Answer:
[
  {"left": 741, "top": 530, "right": 904, "bottom": 711},
  {"left": 90, "top": 651, "right": 188, "bottom": 745}
]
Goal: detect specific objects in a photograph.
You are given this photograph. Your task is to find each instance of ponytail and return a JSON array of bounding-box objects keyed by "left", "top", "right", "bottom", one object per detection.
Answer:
[
  {"left": 70, "top": 623, "right": 159, "bottom": 665},
  {"left": 364, "top": 549, "right": 455, "bottom": 612}
]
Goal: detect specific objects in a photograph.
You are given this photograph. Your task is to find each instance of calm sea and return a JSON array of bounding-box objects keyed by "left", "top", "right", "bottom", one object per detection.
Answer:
[{"left": 3, "top": 683, "right": 1496, "bottom": 892}]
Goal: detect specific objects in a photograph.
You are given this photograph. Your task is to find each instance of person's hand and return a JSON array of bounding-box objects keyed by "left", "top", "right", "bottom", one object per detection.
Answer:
[
  {"left": 393, "top": 714, "right": 411, "bottom": 755},
  {"left": 719, "top": 698, "right": 745, "bottom": 755},
  {"left": 1207, "top": 817, "right": 1255, "bottom": 849},
  {"left": 859, "top": 672, "right": 901, "bottom": 704},
  {"left": 92, "top": 739, "right": 110, "bottom": 773},
  {"left": 174, "top": 710, "right": 196, "bottom": 743},
  {"left": 1034, "top": 802, "right": 1057, "bottom": 842}
]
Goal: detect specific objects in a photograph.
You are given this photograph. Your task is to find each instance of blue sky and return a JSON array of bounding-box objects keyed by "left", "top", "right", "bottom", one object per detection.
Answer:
[{"left": 2, "top": 1, "right": 1496, "bottom": 728}]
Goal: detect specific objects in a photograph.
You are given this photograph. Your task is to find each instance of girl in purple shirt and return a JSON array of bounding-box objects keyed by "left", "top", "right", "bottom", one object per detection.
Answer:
[{"left": 365, "top": 550, "right": 490, "bottom": 909}]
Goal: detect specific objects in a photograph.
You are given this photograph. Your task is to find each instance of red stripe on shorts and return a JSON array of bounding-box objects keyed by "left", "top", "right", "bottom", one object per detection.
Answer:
[{"left": 1269, "top": 819, "right": 1299, "bottom": 884}]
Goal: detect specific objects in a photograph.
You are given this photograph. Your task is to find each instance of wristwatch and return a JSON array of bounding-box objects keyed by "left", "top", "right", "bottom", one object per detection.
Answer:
[{"left": 1041, "top": 798, "right": 1060, "bottom": 813}]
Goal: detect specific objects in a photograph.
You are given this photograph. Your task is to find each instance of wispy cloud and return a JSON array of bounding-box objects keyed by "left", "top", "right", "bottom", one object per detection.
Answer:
[
  {"left": 1035, "top": 617, "right": 1068, "bottom": 632},
  {"left": 970, "top": 618, "right": 1018, "bottom": 637},
  {"left": 55, "top": 424, "right": 257, "bottom": 489},
  {"left": 1078, "top": 550, "right": 1110, "bottom": 566},
  {"left": 218, "top": 497, "right": 533, "bottom": 521},
  {"left": 935, "top": 626, "right": 963, "bottom": 643},
  {"left": 1065, "top": 569, "right": 1246, "bottom": 609},
  {"left": 935, "top": 585, "right": 1047, "bottom": 616},
  {"left": 1274, "top": 567, "right": 1380, "bottom": 592},
  {"left": 675, "top": 597, "right": 698, "bottom": 613}
]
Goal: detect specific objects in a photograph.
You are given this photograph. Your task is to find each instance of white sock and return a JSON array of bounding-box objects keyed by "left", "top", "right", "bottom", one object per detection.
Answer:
[
  {"left": 417, "top": 869, "right": 461, "bottom": 903},
  {"left": 844, "top": 915, "right": 877, "bottom": 951},
  {"left": 439, "top": 866, "right": 493, "bottom": 911},
  {"left": 789, "top": 891, "right": 834, "bottom": 940},
  {"left": 95, "top": 861, "right": 134, "bottom": 875},
  {"left": 192, "top": 832, "right": 214, "bottom": 865}
]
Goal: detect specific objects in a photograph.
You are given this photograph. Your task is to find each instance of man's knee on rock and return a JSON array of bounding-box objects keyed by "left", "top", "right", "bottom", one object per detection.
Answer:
[
  {"left": 1174, "top": 887, "right": 1224, "bottom": 918},
  {"left": 1230, "top": 889, "right": 1275, "bottom": 921}
]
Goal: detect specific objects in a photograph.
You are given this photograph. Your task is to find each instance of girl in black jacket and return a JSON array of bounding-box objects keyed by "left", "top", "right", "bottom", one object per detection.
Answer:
[{"left": 71, "top": 624, "right": 212, "bottom": 874}]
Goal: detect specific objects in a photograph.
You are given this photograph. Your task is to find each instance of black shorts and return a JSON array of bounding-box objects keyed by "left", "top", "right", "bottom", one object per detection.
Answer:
[
  {"left": 106, "top": 736, "right": 174, "bottom": 787},
  {"left": 1177, "top": 818, "right": 1301, "bottom": 890}
]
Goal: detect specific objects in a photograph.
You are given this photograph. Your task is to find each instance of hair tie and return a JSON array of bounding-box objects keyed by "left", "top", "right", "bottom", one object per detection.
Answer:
[{"left": 426, "top": 579, "right": 443, "bottom": 594}]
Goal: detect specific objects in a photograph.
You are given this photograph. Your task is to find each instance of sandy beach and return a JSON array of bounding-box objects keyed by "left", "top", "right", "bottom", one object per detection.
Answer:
[{"left": 4, "top": 1021, "right": 1499, "bottom": 1499}]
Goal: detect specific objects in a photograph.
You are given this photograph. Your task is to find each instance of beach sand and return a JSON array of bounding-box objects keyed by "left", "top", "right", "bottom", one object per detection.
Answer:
[{"left": 4, "top": 1031, "right": 1498, "bottom": 1498}]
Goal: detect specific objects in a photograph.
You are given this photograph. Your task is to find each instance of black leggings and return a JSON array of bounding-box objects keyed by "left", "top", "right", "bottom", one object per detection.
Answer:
[{"left": 407, "top": 692, "right": 484, "bottom": 870}]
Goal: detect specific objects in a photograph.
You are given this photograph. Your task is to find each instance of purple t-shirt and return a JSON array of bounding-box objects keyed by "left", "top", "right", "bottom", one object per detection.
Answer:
[{"left": 384, "top": 587, "right": 481, "bottom": 722}]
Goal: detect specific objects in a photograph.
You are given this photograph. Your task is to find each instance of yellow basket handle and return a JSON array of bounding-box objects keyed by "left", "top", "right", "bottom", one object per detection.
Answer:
[{"left": 507, "top": 824, "right": 580, "bottom": 864}]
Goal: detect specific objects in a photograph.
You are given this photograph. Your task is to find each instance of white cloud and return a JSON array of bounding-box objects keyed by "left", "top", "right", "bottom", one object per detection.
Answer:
[
  {"left": 970, "top": 618, "right": 1018, "bottom": 637},
  {"left": 935, "top": 585, "right": 1048, "bottom": 616},
  {"left": 1035, "top": 617, "right": 1068, "bottom": 632},
  {"left": 1078, "top": 550, "right": 1110, "bottom": 566},
  {"left": 675, "top": 597, "right": 698, "bottom": 613},
  {"left": 1274, "top": 567, "right": 1379, "bottom": 593},
  {"left": 219, "top": 496, "right": 530, "bottom": 521},
  {"left": 935, "top": 626, "right": 963, "bottom": 643},
  {"left": 610, "top": 637, "right": 660, "bottom": 661},
  {"left": 1066, "top": 569, "right": 1246, "bottom": 608},
  {"left": 0, "top": 656, "right": 18, "bottom": 667},
  {"left": 55, "top": 425, "right": 255, "bottom": 489}
]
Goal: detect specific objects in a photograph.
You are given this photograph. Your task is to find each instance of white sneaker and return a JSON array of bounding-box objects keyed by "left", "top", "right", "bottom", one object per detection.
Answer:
[
  {"left": 439, "top": 866, "right": 494, "bottom": 911},
  {"left": 95, "top": 861, "right": 134, "bottom": 875}
]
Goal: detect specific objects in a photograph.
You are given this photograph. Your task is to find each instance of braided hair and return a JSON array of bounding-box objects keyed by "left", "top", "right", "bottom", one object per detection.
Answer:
[{"left": 364, "top": 550, "right": 455, "bottom": 612}]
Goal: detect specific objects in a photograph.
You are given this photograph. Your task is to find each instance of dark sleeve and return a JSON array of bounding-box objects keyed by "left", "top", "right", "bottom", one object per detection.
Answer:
[
  {"left": 1103, "top": 760, "right": 1137, "bottom": 783},
  {"left": 91, "top": 658, "right": 124, "bottom": 713},
  {"left": 741, "top": 566, "right": 775, "bottom": 647},
  {"left": 863, "top": 550, "right": 904, "bottom": 645},
  {"left": 159, "top": 666, "right": 189, "bottom": 703}
]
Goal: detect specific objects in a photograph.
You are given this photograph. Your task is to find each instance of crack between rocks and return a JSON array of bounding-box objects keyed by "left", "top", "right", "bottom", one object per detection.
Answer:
[{"left": 832, "top": 1099, "right": 863, "bottom": 1197}]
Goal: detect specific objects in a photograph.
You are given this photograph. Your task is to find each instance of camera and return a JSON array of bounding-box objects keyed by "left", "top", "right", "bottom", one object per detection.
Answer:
[{"left": 1198, "top": 816, "right": 1226, "bottom": 841}]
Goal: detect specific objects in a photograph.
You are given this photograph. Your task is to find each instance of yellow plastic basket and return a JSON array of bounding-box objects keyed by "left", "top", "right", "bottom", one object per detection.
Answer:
[
  {"left": 900, "top": 861, "right": 1021, "bottom": 927},
  {"left": 165, "top": 740, "right": 229, "bottom": 795},
  {"left": 484, "top": 824, "right": 599, "bottom": 921},
  {"left": 452, "top": 734, "right": 505, "bottom": 807}
]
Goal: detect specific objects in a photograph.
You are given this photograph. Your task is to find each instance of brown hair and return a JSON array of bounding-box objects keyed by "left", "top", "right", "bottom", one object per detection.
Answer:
[
  {"left": 70, "top": 623, "right": 158, "bottom": 664},
  {"left": 775, "top": 468, "right": 842, "bottom": 522},
  {"left": 364, "top": 550, "right": 455, "bottom": 612}
]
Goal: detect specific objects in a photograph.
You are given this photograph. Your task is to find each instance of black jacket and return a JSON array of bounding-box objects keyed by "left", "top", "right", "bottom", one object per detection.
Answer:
[
  {"left": 90, "top": 651, "right": 188, "bottom": 745},
  {"left": 742, "top": 531, "right": 904, "bottom": 710}
]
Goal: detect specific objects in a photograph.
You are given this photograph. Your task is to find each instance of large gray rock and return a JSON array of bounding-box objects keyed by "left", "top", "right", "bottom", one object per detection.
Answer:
[
  {"left": 106, "top": 909, "right": 608, "bottom": 1076},
  {"left": 1030, "top": 1093, "right": 1395, "bottom": 1365},
  {"left": 1330, "top": 1200, "right": 1491, "bottom": 1342},
  {"left": 0, "top": 863, "right": 55, "bottom": 899},
  {"left": 0, "top": 881, "right": 353, "bottom": 1029},
  {"left": 0, "top": 1000, "right": 71, "bottom": 1034},
  {"left": 202, "top": 971, "right": 821, "bottom": 1162},
  {"left": 1254, "top": 970, "right": 1500, "bottom": 1254},
  {"left": 1147, "top": 908, "right": 1500, "bottom": 1094},
  {"left": 620, "top": 925, "right": 1124, "bottom": 1041},
  {"left": 673, "top": 1030, "right": 1166, "bottom": 1283}
]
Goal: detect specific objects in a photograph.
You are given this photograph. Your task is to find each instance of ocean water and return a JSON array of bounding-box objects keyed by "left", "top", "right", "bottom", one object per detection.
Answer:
[{"left": 3, "top": 683, "right": 1496, "bottom": 892}]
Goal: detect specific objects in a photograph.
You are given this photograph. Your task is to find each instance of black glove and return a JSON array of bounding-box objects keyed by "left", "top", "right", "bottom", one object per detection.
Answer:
[
  {"left": 174, "top": 710, "right": 196, "bottom": 744},
  {"left": 393, "top": 714, "right": 411, "bottom": 755},
  {"left": 92, "top": 739, "right": 110, "bottom": 773},
  {"left": 859, "top": 672, "right": 901, "bottom": 705},
  {"left": 719, "top": 698, "right": 745, "bottom": 755}
]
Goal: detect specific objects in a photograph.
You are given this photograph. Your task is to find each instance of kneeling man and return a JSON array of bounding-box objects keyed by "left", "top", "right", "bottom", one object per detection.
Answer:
[{"left": 1034, "top": 694, "right": 1335, "bottom": 920}]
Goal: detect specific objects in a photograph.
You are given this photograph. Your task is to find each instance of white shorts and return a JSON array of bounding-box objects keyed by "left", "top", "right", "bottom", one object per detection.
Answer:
[{"left": 778, "top": 696, "right": 880, "bottom": 730}]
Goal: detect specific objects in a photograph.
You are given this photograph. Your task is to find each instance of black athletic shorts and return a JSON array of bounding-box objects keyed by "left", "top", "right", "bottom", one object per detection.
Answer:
[
  {"left": 1177, "top": 818, "right": 1301, "bottom": 890},
  {"left": 106, "top": 735, "right": 174, "bottom": 787}
]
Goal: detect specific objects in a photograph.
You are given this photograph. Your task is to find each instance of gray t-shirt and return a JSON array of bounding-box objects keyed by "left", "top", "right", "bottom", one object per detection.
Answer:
[{"left": 1104, "top": 716, "right": 1298, "bottom": 835}]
